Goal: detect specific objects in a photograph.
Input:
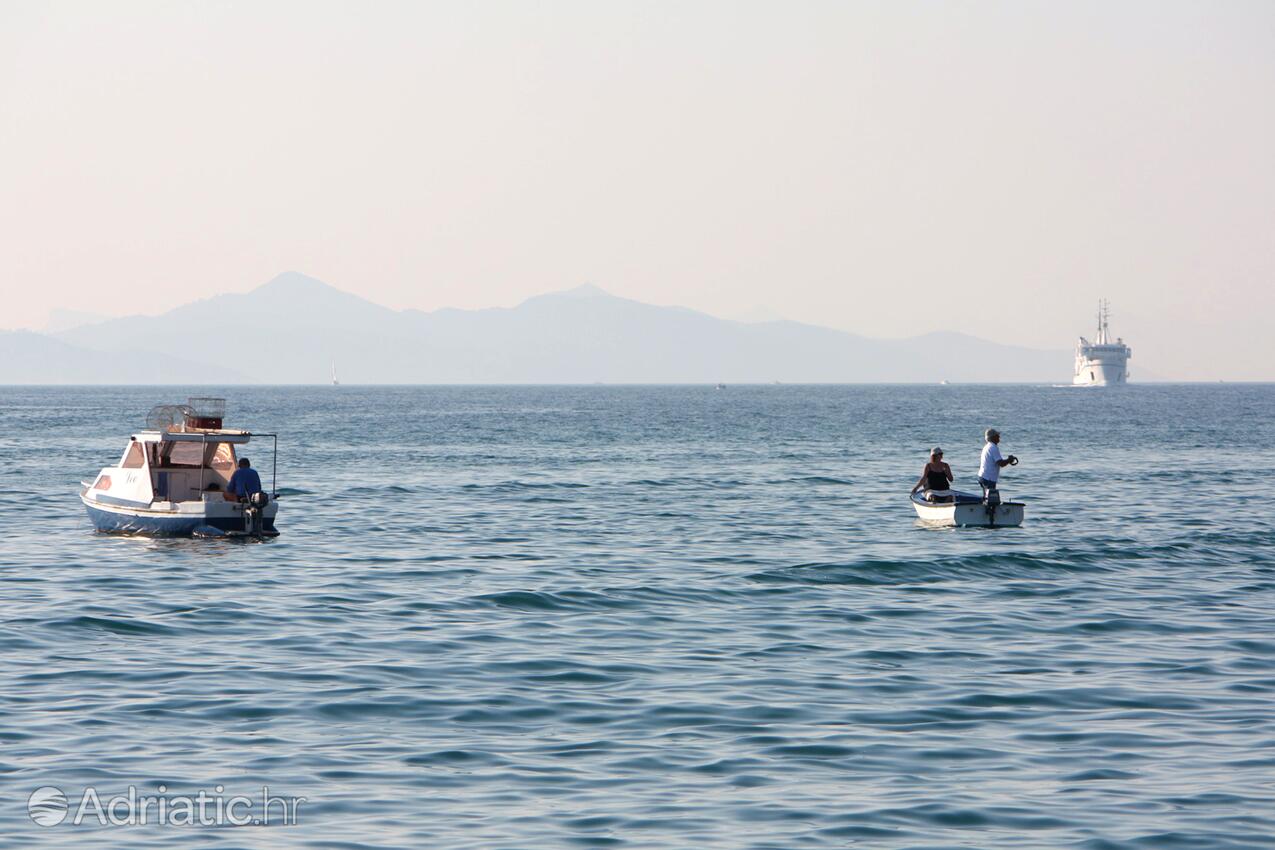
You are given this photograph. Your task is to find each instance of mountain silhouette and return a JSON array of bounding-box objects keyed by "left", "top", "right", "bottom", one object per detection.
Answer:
[
  {"left": 13, "top": 272, "right": 1073, "bottom": 384},
  {"left": 0, "top": 331, "right": 247, "bottom": 384}
]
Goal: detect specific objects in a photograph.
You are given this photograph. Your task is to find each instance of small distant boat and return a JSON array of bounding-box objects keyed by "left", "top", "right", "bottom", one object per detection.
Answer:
[
  {"left": 715, "top": 383, "right": 726, "bottom": 390},
  {"left": 79, "top": 398, "right": 279, "bottom": 537},
  {"left": 939, "top": 379, "right": 951, "bottom": 385},
  {"left": 331, "top": 360, "right": 340, "bottom": 386},
  {"left": 911, "top": 490, "right": 1024, "bottom": 528}
]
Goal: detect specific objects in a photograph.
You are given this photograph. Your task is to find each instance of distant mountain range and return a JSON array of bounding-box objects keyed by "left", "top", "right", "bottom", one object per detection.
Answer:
[
  {"left": 1, "top": 272, "right": 1074, "bottom": 384},
  {"left": 0, "top": 330, "right": 248, "bottom": 384}
]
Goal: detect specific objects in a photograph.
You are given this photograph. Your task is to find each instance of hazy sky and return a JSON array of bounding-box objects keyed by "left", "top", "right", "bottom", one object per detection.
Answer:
[{"left": 2, "top": 1, "right": 1273, "bottom": 379}]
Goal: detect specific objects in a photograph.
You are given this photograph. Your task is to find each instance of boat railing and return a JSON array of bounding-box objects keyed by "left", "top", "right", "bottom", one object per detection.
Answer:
[{"left": 253, "top": 433, "right": 280, "bottom": 498}]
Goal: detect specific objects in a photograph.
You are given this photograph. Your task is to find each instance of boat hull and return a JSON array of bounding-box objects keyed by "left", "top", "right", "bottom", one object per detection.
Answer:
[
  {"left": 911, "top": 491, "right": 1024, "bottom": 528},
  {"left": 81, "top": 491, "right": 278, "bottom": 537},
  {"left": 1073, "top": 357, "right": 1128, "bottom": 386}
]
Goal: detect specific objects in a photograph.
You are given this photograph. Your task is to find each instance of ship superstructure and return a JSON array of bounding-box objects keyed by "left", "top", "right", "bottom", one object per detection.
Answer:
[{"left": 1074, "top": 300, "right": 1131, "bottom": 386}]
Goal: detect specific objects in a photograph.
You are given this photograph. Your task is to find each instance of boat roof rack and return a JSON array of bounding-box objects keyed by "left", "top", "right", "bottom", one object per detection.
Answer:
[
  {"left": 144, "top": 397, "right": 230, "bottom": 432},
  {"left": 188, "top": 397, "right": 226, "bottom": 418}
]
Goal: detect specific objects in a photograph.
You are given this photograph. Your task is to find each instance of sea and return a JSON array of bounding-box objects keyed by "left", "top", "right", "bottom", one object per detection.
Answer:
[{"left": 1, "top": 384, "right": 1274, "bottom": 849}]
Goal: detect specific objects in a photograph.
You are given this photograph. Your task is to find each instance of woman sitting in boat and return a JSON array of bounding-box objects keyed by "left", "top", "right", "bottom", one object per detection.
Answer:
[{"left": 910, "top": 447, "right": 954, "bottom": 503}]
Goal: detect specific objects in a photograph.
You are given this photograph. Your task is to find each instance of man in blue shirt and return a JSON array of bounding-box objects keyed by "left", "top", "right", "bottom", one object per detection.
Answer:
[{"left": 226, "top": 457, "right": 263, "bottom": 501}]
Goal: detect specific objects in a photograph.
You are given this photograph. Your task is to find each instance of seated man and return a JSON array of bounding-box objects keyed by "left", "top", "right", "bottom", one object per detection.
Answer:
[
  {"left": 225, "top": 457, "right": 264, "bottom": 502},
  {"left": 911, "top": 447, "right": 954, "bottom": 502}
]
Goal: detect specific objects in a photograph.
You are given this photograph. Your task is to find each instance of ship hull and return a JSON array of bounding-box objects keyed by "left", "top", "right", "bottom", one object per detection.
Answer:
[
  {"left": 1073, "top": 358, "right": 1128, "bottom": 386},
  {"left": 81, "top": 490, "right": 278, "bottom": 537}
]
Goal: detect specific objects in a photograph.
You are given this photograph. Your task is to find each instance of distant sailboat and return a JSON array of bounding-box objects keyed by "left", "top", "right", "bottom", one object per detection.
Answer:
[{"left": 331, "top": 361, "right": 339, "bottom": 386}]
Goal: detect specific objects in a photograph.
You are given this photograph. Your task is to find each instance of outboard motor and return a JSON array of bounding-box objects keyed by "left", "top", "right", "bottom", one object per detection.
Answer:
[
  {"left": 244, "top": 491, "right": 270, "bottom": 536},
  {"left": 983, "top": 485, "right": 1001, "bottom": 524}
]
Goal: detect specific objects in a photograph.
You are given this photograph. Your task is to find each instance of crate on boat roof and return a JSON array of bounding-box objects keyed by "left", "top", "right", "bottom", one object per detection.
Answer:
[{"left": 185, "top": 397, "right": 226, "bottom": 430}]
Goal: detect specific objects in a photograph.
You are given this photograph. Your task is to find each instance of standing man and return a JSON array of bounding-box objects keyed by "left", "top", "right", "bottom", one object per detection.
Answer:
[{"left": 978, "top": 429, "right": 1018, "bottom": 499}]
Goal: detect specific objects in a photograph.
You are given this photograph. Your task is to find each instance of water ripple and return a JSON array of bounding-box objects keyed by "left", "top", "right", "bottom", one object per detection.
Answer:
[{"left": 0, "top": 384, "right": 1273, "bottom": 849}]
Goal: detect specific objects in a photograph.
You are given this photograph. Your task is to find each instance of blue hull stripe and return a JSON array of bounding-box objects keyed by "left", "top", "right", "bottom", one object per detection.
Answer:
[
  {"left": 84, "top": 503, "right": 278, "bottom": 537},
  {"left": 88, "top": 493, "right": 155, "bottom": 509}
]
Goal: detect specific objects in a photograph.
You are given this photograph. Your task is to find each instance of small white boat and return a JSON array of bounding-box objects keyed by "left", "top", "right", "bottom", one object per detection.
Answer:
[
  {"left": 80, "top": 398, "right": 279, "bottom": 537},
  {"left": 911, "top": 490, "right": 1024, "bottom": 528}
]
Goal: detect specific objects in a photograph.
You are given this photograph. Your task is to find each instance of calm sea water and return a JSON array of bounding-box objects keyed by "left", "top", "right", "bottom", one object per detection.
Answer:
[{"left": 2, "top": 384, "right": 1274, "bottom": 849}]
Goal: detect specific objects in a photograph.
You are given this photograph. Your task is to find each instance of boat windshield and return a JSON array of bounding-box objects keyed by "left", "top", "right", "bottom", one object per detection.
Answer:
[
  {"left": 210, "top": 442, "right": 237, "bottom": 472},
  {"left": 163, "top": 442, "right": 206, "bottom": 468},
  {"left": 122, "top": 442, "right": 146, "bottom": 468}
]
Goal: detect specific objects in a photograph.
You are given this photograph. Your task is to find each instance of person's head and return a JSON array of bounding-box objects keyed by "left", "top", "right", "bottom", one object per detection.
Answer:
[
  {"left": 238, "top": 457, "right": 251, "bottom": 469},
  {"left": 930, "top": 447, "right": 944, "bottom": 462},
  {"left": 985, "top": 428, "right": 1000, "bottom": 444}
]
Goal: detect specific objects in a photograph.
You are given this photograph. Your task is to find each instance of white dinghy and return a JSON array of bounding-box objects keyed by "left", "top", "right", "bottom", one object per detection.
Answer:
[{"left": 911, "top": 490, "right": 1024, "bottom": 528}]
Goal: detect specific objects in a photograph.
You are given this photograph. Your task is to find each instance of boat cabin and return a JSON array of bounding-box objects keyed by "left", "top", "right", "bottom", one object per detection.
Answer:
[
  {"left": 93, "top": 431, "right": 250, "bottom": 505},
  {"left": 88, "top": 398, "right": 271, "bottom": 507}
]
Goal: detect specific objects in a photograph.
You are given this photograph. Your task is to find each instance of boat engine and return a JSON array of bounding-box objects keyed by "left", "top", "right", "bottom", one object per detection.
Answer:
[
  {"left": 244, "top": 491, "right": 270, "bottom": 536},
  {"left": 983, "top": 484, "right": 1001, "bottom": 523}
]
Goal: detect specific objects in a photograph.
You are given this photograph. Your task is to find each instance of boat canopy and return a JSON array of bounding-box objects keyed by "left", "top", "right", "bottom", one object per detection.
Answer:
[{"left": 134, "top": 430, "right": 254, "bottom": 444}]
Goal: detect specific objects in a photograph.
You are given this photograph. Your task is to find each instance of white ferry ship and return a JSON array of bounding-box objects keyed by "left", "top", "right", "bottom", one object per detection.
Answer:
[{"left": 1074, "top": 301, "right": 1131, "bottom": 386}]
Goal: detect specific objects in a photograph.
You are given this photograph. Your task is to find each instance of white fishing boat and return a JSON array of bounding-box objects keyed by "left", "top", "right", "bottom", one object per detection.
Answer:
[
  {"left": 79, "top": 398, "right": 279, "bottom": 537},
  {"left": 911, "top": 490, "right": 1024, "bottom": 528}
]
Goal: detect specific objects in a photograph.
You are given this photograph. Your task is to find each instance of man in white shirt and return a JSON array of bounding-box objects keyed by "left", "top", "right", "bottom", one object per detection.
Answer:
[{"left": 978, "top": 428, "right": 1018, "bottom": 497}]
